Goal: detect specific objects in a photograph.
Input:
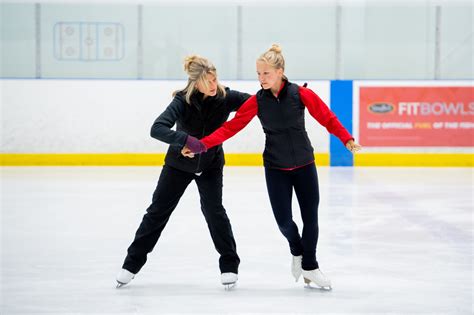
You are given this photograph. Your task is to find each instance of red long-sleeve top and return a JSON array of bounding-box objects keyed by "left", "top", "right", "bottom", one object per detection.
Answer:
[{"left": 201, "top": 86, "right": 353, "bottom": 151}]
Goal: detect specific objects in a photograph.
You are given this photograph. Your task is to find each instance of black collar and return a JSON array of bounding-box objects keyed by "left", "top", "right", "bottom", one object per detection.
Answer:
[
  {"left": 190, "top": 90, "right": 225, "bottom": 112},
  {"left": 262, "top": 79, "right": 289, "bottom": 98}
]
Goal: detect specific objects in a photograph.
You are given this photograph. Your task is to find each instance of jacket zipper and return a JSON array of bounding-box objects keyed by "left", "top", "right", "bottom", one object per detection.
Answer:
[
  {"left": 195, "top": 126, "right": 205, "bottom": 173},
  {"left": 195, "top": 105, "right": 205, "bottom": 173},
  {"left": 275, "top": 95, "right": 297, "bottom": 168}
]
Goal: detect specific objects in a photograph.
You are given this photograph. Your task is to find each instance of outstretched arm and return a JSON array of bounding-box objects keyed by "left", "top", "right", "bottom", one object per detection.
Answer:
[
  {"left": 226, "top": 89, "right": 251, "bottom": 112},
  {"left": 299, "top": 86, "right": 361, "bottom": 151},
  {"left": 202, "top": 95, "right": 258, "bottom": 149},
  {"left": 345, "top": 139, "right": 362, "bottom": 153}
]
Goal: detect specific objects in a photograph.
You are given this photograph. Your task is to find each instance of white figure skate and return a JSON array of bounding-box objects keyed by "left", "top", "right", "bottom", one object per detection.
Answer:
[
  {"left": 291, "top": 255, "right": 302, "bottom": 282},
  {"left": 116, "top": 268, "right": 135, "bottom": 288},
  {"left": 302, "top": 269, "right": 332, "bottom": 290},
  {"left": 221, "top": 272, "right": 238, "bottom": 290}
]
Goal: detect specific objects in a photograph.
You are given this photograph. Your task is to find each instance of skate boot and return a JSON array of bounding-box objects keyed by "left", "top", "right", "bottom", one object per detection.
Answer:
[
  {"left": 221, "top": 272, "right": 238, "bottom": 290},
  {"left": 116, "top": 268, "right": 135, "bottom": 288},
  {"left": 291, "top": 255, "right": 302, "bottom": 282},
  {"left": 302, "top": 269, "right": 332, "bottom": 290}
]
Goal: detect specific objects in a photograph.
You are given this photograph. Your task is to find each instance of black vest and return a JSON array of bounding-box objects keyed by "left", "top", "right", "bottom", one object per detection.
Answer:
[{"left": 256, "top": 81, "right": 314, "bottom": 169}]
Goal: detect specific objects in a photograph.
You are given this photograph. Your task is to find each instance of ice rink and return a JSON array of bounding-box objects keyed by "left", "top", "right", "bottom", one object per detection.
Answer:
[{"left": 1, "top": 166, "right": 472, "bottom": 314}]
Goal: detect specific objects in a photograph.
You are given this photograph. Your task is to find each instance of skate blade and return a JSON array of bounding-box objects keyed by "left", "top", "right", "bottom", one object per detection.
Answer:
[
  {"left": 116, "top": 281, "right": 128, "bottom": 289},
  {"left": 223, "top": 282, "right": 237, "bottom": 290},
  {"left": 303, "top": 278, "right": 332, "bottom": 291}
]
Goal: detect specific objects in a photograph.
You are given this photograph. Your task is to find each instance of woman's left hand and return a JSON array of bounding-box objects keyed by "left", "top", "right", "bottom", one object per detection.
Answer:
[
  {"left": 181, "top": 146, "right": 195, "bottom": 158},
  {"left": 345, "top": 139, "right": 362, "bottom": 153}
]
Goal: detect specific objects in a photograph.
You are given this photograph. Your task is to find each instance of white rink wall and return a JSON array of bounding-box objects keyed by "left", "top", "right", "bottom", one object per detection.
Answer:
[{"left": 1, "top": 79, "right": 331, "bottom": 154}]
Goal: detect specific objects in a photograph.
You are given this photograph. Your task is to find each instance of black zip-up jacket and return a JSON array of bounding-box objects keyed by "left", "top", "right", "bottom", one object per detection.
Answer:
[{"left": 150, "top": 88, "right": 250, "bottom": 173}]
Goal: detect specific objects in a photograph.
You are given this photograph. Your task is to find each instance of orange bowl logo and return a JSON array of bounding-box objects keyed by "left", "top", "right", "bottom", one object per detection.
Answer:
[{"left": 368, "top": 103, "right": 394, "bottom": 114}]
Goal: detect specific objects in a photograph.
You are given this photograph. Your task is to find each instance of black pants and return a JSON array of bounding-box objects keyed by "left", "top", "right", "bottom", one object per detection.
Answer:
[
  {"left": 122, "top": 165, "right": 240, "bottom": 274},
  {"left": 265, "top": 162, "right": 320, "bottom": 270}
]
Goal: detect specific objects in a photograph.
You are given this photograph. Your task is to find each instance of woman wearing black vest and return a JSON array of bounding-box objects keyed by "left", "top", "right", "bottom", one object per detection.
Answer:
[
  {"left": 185, "top": 45, "right": 361, "bottom": 289},
  {"left": 116, "top": 55, "right": 250, "bottom": 289}
]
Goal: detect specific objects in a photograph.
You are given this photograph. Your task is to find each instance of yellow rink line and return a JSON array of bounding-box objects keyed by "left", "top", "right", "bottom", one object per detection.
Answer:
[
  {"left": 0, "top": 153, "right": 471, "bottom": 167},
  {"left": 0, "top": 153, "right": 328, "bottom": 166},
  {"left": 354, "top": 153, "right": 473, "bottom": 167}
]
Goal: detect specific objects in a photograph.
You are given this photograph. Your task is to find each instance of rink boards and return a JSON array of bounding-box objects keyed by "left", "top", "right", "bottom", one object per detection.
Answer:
[{"left": 1, "top": 79, "right": 472, "bottom": 166}]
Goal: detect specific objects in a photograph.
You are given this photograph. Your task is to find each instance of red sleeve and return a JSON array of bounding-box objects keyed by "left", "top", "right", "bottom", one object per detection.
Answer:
[
  {"left": 299, "top": 86, "right": 354, "bottom": 145},
  {"left": 201, "top": 95, "right": 258, "bottom": 149}
]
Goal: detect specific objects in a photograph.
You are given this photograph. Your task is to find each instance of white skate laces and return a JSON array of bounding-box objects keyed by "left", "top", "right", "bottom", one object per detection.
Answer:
[
  {"left": 116, "top": 268, "right": 135, "bottom": 288},
  {"left": 302, "top": 268, "right": 332, "bottom": 290},
  {"left": 291, "top": 255, "right": 302, "bottom": 282},
  {"left": 221, "top": 272, "right": 238, "bottom": 290}
]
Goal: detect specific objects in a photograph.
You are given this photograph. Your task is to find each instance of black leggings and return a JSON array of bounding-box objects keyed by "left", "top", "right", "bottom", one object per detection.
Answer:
[
  {"left": 122, "top": 165, "right": 240, "bottom": 274},
  {"left": 265, "top": 162, "right": 320, "bottom": 270}
]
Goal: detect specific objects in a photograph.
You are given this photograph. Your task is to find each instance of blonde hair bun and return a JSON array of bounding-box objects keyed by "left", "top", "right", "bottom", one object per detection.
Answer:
[
  {"left": 174, "top": 54, "right": 225, "bottom": 104},
  {"left": 257, "top": 43, "right": 286, "bottom": 79},
  {"left": 269, "top": 44, "right": 282, "bottom": 54},
  {"left": 184, "top": 55, "right": 200, "bottom": 73}
]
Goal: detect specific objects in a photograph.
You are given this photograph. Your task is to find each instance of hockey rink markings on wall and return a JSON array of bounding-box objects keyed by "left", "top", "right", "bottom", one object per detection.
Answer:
[{"left": 53, "top": 22, "right": 124, "bottom": 61}]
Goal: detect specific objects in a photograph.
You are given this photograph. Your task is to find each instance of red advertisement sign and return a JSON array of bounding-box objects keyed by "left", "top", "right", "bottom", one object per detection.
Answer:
[{"left": 359, "top": 86, "right": 474, "bottom": 147}]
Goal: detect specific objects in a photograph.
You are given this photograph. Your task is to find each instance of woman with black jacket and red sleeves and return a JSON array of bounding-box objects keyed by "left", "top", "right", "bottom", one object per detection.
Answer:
[
  {"left": 185, "top": 44, "right": 361, "bottom": 290},
  {"left": 116, "top": 55, "right": 250, "bottom": 289}
]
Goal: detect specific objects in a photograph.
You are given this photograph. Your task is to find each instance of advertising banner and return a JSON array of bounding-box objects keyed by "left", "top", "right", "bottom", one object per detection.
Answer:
[{"left": 359, "top": 86, "right": 474, "bottom": 147}]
